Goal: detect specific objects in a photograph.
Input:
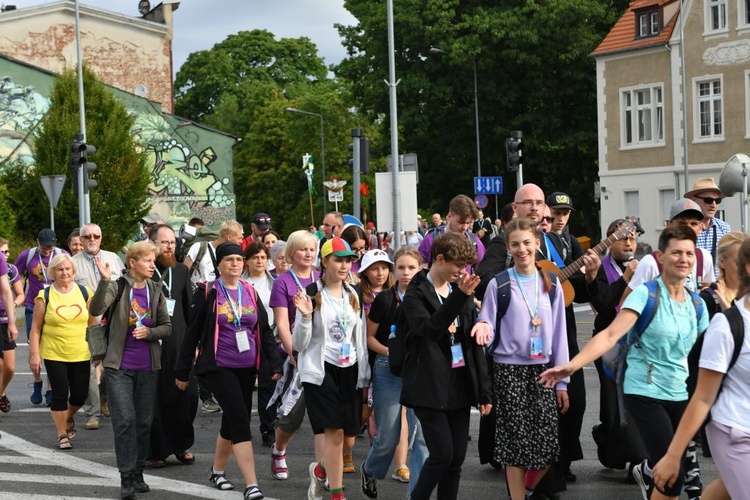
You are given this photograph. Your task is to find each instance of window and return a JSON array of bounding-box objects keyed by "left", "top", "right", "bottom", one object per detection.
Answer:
[
  {"left": 637, "top": 11, "right": 660, "bottom": 36},
  {"left": 622, "top": 86, "right": 664, "bottom": 146},
  {"left": 741, "top": 0, "right": 750, "bottom": 27},
  {"left": 624, "top": 191, "right": 640, "bottom": 218},
  {"left": 707, "top": 0, "right": 727, "bottom": 31},
  {"left": 659, "top": 189, "right": 676, "bottom": 226},
  {"left": 697, "top": 79, "right": 723, "bottom": 139}
]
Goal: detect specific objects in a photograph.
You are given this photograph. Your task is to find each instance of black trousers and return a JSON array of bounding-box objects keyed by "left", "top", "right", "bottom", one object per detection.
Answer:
[
  {"left": 411, "top": 406, "right": 471, "bottom": 500},
  {"left": 148, "top": 367, "right": 198, "bottom": 460},
  {"left": 204, "top": 367, "right": 257, "bottom": 444},
  {"left": 257, "top": 358, "right": 276, "bottom": 435}
]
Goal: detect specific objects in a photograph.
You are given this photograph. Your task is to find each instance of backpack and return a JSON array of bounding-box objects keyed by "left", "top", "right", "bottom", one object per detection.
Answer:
[
  {"left": 27, "top": 247, "right": 63, "bottom": 269},
  {"left": 706, "top": 305, "right": 745, "bottom": 420},
  {"left": 44, "top": 283, "right": 89, "bottom": 305},
  {"left": 176, "top": 226, "right": 220, "bottom": 264},
  {"left": 601, "top": 280, "right": 704, "bottom": 424}
]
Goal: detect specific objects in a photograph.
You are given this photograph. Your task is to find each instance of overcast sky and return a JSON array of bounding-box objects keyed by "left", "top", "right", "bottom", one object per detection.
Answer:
[{"left": 16, "top": 0, "right": 357, "bottom": 72}]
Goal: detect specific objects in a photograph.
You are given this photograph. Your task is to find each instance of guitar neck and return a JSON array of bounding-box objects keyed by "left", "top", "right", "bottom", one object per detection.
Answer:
[{"left": 558, "top": 235, "right": 619, "bottom": 282}]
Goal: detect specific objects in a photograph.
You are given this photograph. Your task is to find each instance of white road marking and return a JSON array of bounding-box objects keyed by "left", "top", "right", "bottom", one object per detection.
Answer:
[{"left": 0, "top": 432, "right": 277, "bottom": 499}]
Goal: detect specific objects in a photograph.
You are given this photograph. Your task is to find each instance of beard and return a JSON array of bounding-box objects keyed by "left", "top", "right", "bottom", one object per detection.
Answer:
[{"left": 157, "top": 253, "right": 177, "bottom": 268}]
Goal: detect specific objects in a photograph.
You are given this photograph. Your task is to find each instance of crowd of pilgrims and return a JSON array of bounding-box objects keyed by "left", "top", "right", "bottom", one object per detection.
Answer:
[{"left": 0, "top": 177, "right": 748, "bottom": 500}]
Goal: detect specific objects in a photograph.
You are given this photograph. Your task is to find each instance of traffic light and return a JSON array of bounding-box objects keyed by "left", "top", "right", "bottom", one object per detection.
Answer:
[
  {"left": 506, "top": 131, "right": 523, "bottom": 172},
  {"left": 81, "top": 144, "right": 97, "bottom": 193},
  {"left": 70, "top": 137, "right": 85, "bottom": 197},
  {"left": 348, "top": 129, "right": 370, "bottom": 174}
]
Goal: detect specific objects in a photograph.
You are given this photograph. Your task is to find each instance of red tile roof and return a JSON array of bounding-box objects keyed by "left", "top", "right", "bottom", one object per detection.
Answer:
[{"left": 591, "top": 0, "right": 679, "bottom": 57}]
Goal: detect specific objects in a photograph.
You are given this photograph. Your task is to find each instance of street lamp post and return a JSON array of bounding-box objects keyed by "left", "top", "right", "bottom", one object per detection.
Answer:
[
  {"left": 429, "top": 47, "right": 482, "bottom": 178},
  {"left": 286, "top": 107, "right": 327, "bottom": 214}
]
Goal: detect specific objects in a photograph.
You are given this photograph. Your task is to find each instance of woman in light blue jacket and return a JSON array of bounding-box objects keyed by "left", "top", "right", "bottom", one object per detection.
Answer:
[{"left": 292, "top": 237, "right": 369, "bottom": 500}]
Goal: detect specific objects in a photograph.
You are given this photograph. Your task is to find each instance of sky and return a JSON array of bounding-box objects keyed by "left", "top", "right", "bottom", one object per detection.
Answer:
[{"left": 15, "top": 0, "right": 358, "bottom": 72}]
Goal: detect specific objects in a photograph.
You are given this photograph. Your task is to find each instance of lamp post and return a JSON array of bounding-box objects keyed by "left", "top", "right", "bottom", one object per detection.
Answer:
[
  {"left": 286, "top": 107, "right": 327, "bottom": 214},
  {"left": 429, "top": 47, "right": 482, "bottom": 178}
]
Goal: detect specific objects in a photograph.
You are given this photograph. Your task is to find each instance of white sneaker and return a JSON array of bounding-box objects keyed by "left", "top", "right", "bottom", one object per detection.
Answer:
[
  {"left": 308, "top": 462, "right": 325, "bottom": 500},
  {"left": 632, "top": 461, "right": 652, "bottom": 500}
]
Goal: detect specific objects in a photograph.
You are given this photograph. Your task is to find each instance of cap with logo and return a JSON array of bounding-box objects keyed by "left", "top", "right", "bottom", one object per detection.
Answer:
[
  {"left": 253, "top": 213, "right": 272, "bottom": 230},
  {"left": 321, "top": 237, "right": 357, "bottom": 258},
  {"left": 358, "top": 249, "right": 394, "bottom": 276},
  {"left": 37, "top": 228, "right": 57, "bottom": 247},
  {"left": 668, "top": 199, "right": 704, "bottom": 221},
  {"left": 545, "top": 192, "right": 574, "bottom": 210}
]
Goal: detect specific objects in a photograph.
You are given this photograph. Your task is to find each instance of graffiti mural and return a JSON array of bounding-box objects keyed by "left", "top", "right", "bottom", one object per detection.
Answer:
[{"left": 0, "top": 76, "right": 50, "bottom": 167}]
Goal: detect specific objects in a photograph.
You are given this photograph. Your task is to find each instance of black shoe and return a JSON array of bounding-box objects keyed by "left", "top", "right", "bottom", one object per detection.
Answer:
[
  {"left": 120, "top": 472, "right": 136, "bottom": 499},
  {"left": 261, "top": 431, "right": 275, "bottom": 447},
  {"left": 564, "top": 468, "right": 576, "bottom": 483},
  {"left": 361, "top": 462, "right": 377, "bottom": 499},
  {"left": 133, "top": 471, "right": 150, "bottom": 493}
]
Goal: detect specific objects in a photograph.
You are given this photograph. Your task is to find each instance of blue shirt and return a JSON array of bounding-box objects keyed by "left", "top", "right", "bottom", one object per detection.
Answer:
[
  {"left": 621, "top": 278, "right": 709, "bottom": 401},
  {"left": 696, "top": 217, "right": 731, "bottom": 278}
]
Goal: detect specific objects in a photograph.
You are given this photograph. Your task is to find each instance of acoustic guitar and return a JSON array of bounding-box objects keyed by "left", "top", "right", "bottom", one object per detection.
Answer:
[{"left": 537, "top": 218, "right": 638, "bottom": 306}]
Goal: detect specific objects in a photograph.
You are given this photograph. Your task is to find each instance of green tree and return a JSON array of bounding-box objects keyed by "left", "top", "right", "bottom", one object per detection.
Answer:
[
  {"left": 336, "top": 0, "right": 624, "bottom": 235},
  {"left": 3, "top": 67, "right": 151, "bottom": 251}
]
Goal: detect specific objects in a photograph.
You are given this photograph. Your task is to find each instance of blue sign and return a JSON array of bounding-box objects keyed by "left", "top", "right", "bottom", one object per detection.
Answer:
[
  {"left": 474, "top": 194, "right": 489, "bottom": 209},
  {"left": 474, "top": 176, "right": 503, "bottom": 195}
]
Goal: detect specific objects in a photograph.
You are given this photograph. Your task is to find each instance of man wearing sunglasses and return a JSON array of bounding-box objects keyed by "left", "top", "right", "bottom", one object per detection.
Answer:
[
  {"left": 684, "top": 178, "right": 731, "bottom": 279},
  {"left": 73, "top": 223, "right": 126, "bottom": 431}
]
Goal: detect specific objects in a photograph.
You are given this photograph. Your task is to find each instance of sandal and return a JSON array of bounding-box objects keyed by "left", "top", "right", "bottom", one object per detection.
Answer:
[
  {"left": 57, "top": 434, "right": 72, "bottom": 450},
  {"left": 66, "top": 418, "right": 76, "bottom": 439},
  {"left": 175, "top": 451, "right": 195, "bottom": 465},
  {"left": 209, "top": 469, "right": 234, "bottom": 490}
]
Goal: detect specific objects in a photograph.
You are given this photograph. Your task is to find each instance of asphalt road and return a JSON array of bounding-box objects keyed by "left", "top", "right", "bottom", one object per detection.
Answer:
[{"left": 0, "top": 305, "right": 718, "bottom": 499}]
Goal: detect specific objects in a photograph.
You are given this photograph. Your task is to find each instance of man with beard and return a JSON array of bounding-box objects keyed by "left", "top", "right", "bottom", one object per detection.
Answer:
[
  {"left": 146, "top": 224, "right": 197, "bottom": 467},
  {"left": 73, "top": 223, "right": 125, "bottom": 430}
]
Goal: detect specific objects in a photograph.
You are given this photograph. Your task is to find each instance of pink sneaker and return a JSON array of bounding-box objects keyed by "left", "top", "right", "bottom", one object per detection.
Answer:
[{"left": 271, "top": 444, "right": 289, "bottom": 480}]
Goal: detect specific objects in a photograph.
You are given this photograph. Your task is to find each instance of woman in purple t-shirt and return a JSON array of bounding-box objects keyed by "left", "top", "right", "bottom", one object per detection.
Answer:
[
  {"left": 176, "top": 243, "right": 281, "bottom": 500},
  {"left": 0, "top": 237, "right": 25, "bottom": 413}
]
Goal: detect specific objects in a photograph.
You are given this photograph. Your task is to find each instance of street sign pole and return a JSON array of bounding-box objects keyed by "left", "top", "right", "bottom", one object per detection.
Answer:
[{"left": 40, "top": 175, "right": 67, "bottom": 231}]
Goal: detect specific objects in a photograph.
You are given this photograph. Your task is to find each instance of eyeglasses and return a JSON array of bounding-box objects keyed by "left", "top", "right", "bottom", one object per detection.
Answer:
[
  {"left": 82, "top": 234, "right": 101, "bottom": 240},
  {"left": 350, "top": 246, "right": 366, "bottom": 255},
  {"left": 697, "top": 196, "right": 722, "bottom": 205},
  {"left": 157, "top": 240, "right": 176, "bottom": 247},
  {"left": 517, "top": 200, "right": 545, "bottom": 208},
  {"left": 542, "top": 216, "right": 555, "bottom": 223}
]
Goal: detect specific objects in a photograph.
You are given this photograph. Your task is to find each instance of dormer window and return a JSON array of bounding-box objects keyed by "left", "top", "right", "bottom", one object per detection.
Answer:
[{"left": 637, "top": 10, "right": 660, "bottom": 37}]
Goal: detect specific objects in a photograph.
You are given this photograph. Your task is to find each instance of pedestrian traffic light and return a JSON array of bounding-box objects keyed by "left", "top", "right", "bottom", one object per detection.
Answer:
[
  {"left": 83, "top": 156, "right": 97, "bottom": 193},
  {"left": 348, "top": 128, "right": 362, "bottom": 174},
  {"left": 70, "top": 137, "right": 85, "bottom": 197},
  {"left": 360, "top": 137, "right": 370, "bottom": 175},
  {"left": 506, "top": 133, "right": 523, "bottom": 172}
]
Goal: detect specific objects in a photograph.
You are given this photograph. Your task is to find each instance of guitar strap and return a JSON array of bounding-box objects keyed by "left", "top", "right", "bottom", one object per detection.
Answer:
[{"left": 542, "top": 233, "right": 565, "bottom": 268}]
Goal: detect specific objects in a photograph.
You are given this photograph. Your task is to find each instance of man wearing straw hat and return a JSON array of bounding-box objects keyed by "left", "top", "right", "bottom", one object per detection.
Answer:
[{"left": 684, "top": 178, "right": 731, "bottom": 278}]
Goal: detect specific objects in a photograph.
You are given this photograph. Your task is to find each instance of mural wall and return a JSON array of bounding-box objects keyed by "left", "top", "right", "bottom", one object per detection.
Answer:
[{"left": 0, "top": 57, "right": 237, "bottom": 231}]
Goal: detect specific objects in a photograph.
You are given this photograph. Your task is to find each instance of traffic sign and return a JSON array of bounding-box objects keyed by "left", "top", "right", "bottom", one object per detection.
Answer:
[
  {"left": 474, "top": 194, "right": 489, "bottom": 209},
  {"left": 474, "top": 176, "right": 503, "bottom": 195}
]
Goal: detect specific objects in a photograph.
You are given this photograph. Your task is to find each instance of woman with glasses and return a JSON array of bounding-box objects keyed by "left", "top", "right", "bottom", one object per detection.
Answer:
[
  {"left": 341, "top": 225, "right": 368, "bottom": 279},
  {"left": 0, "top": 238, "right": 25, "bottom": 414}
]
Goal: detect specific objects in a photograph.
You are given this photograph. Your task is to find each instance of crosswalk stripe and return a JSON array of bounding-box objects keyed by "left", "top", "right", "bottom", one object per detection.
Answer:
[{"left": 0, "top": 432, "right": 277, "bottom": 500}]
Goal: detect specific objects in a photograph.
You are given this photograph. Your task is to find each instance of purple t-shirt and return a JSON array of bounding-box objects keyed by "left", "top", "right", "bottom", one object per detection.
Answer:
[
  {"left": 269, "top": 269, "right": 320, "bottom": 328},
  {"left": 0, "top": 261, "right": 18, "bottom": 323},
  {"left": 15, "top": 247, "right": 69, "bottom": 308},
  {"left": 417, "top": 230, "right": 485, "bottom": 273},
  {"left": 215, "top": 283, "right": 259, "bottom": 369},
  {"left": 120, "top": 286, "right": 153, "bottom": 371}
]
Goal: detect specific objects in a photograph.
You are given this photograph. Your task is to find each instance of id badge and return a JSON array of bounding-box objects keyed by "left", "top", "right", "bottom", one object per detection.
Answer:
[
  {"left": 235, "top": 329, "right": 250, "bottom": 353},
  {"left": 43, "top": 283, "right": 50, "bottom": 289},
  {"left": 530, "top": 337, "right": 544, "bottom": 359},
  {"left": 451, "top": 344, "right": 465, "bottom": 368},
  {"left": 166, "top": 298, "right": 176, "bottom": 317},
  {"left": 339, "top": 342, "right": 351, "bottom": 362}
]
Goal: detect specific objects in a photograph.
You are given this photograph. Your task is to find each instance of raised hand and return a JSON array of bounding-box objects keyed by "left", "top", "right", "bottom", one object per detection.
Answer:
[
  {"left": 457, "top": 272, "right": 481, "bottom": 296},
  {"left": 293, "top": 291, "right": 313, "bottom": 317},
  {"left": 94, "top": 256, "right": 111, "bottom": 281}
]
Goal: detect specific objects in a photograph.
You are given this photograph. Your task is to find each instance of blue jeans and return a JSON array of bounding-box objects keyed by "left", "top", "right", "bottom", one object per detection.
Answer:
[
  {"left": 364, "top": 355, "right": 427, "bottom": 495},
  {"left": 105, "top": 368, "right": 158, "bottom": 474}
]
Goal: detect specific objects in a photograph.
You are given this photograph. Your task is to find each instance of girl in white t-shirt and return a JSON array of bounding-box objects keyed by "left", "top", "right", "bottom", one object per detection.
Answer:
[{"left": 654, "top": 236, "right": 750, "bottom": 500}]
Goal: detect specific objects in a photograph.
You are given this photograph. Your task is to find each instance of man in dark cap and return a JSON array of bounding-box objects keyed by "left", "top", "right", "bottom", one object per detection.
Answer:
[
  {"left": 15, "top": 229, "right": 68, "bottom": 405},
  {"left": 241, "top": 213, "right": 272, "bottom": 250}
]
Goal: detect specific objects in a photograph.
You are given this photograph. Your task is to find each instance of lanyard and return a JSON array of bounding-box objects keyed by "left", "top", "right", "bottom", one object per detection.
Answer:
[
  {"left": 218, "top": 279, "right": 243, "bottom": 327},
  {"left": 321, "top": 287, "right": 350, "bottom": 342},
  {"left": 659, "top": 280, "right": 693, "bottom": 354},
  {"left": 129, "top": 285, "right": 151, "bottom": 327},
  {"left": 289, "top": 268, "right": 309, "bottom": 293},
  {"left": 426, "top": 272, "right": 458, "bottom": 343},
  {"left": 510, "top": 268, "right": 541, "bottom": 336},
  {"left": 39, "top": 250, "right": 52, "bottom": 283},
  {"left": 154, "top": 267, "right": 172, "bottom": 298}
]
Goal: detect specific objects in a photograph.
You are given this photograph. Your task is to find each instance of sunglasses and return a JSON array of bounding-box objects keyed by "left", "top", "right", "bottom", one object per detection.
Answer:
[
  {"left": 697, "top": 196, "right": 722, "bottom": 205},
  {"left": 82, "top": 234, "right": 102, "bottom": 240},
  {"left": 542, "top": 216, "right": 555, "bottom": 223}
]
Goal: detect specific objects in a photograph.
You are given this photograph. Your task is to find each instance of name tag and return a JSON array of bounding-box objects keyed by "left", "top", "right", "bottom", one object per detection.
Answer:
[
  {"left": 339, "top": 342, "right": 351, "bottom": 363},
  {"left": 451, "top": 344, "right": 465, "bottom": 368},
  {"left": 235, "top": 329, "right": 250, "bottom": 353},
  {"left": 166, "top": 298, "right": 176, "bottom": 317},
  {"left": 530, "top": 337, "right": 544, "bottom": 359}
]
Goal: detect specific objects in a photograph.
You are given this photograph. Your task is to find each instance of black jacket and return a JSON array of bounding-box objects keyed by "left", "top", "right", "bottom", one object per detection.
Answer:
[
  {"left": 153, "top": 261, "right": 193, "bottom": 372},
  {"left": 176, "top": 281, "right": 282, "bottom": 382},
  {"left": 400, "top": 270, "right": 492, "bottom": 410}
]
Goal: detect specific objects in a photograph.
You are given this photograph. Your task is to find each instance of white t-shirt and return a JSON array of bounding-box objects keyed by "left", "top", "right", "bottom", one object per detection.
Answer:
[
  {"left": 320, "top": 289, "right": 358, "bottom": 367},
  {"left": 186, "top": 241, "right": 218, "bottom": 283},
  {"left": 699, "top": 297, "right": 750, "bottom": 435},
  {"left": 628, "top": 249, "right": 714, "bottom": 292}
]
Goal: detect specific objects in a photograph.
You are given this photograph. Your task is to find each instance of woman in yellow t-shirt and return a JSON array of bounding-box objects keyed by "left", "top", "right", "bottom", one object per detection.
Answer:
[{"left": 28, "top": 254, "right": 94, "bottom": 450}]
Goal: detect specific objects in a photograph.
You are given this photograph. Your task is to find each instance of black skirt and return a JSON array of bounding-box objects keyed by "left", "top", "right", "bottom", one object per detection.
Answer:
[
  {"left": 493, "top": 362, "right": 560, "bottom": 469},
  {"left": 303, "top": 362, "right": 362, "bottom": 436}
]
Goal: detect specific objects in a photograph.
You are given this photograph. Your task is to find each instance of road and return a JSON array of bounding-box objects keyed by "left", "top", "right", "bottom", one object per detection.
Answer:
[{"left": 0, "top": 305, "right": 718, "bottom": 499}]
